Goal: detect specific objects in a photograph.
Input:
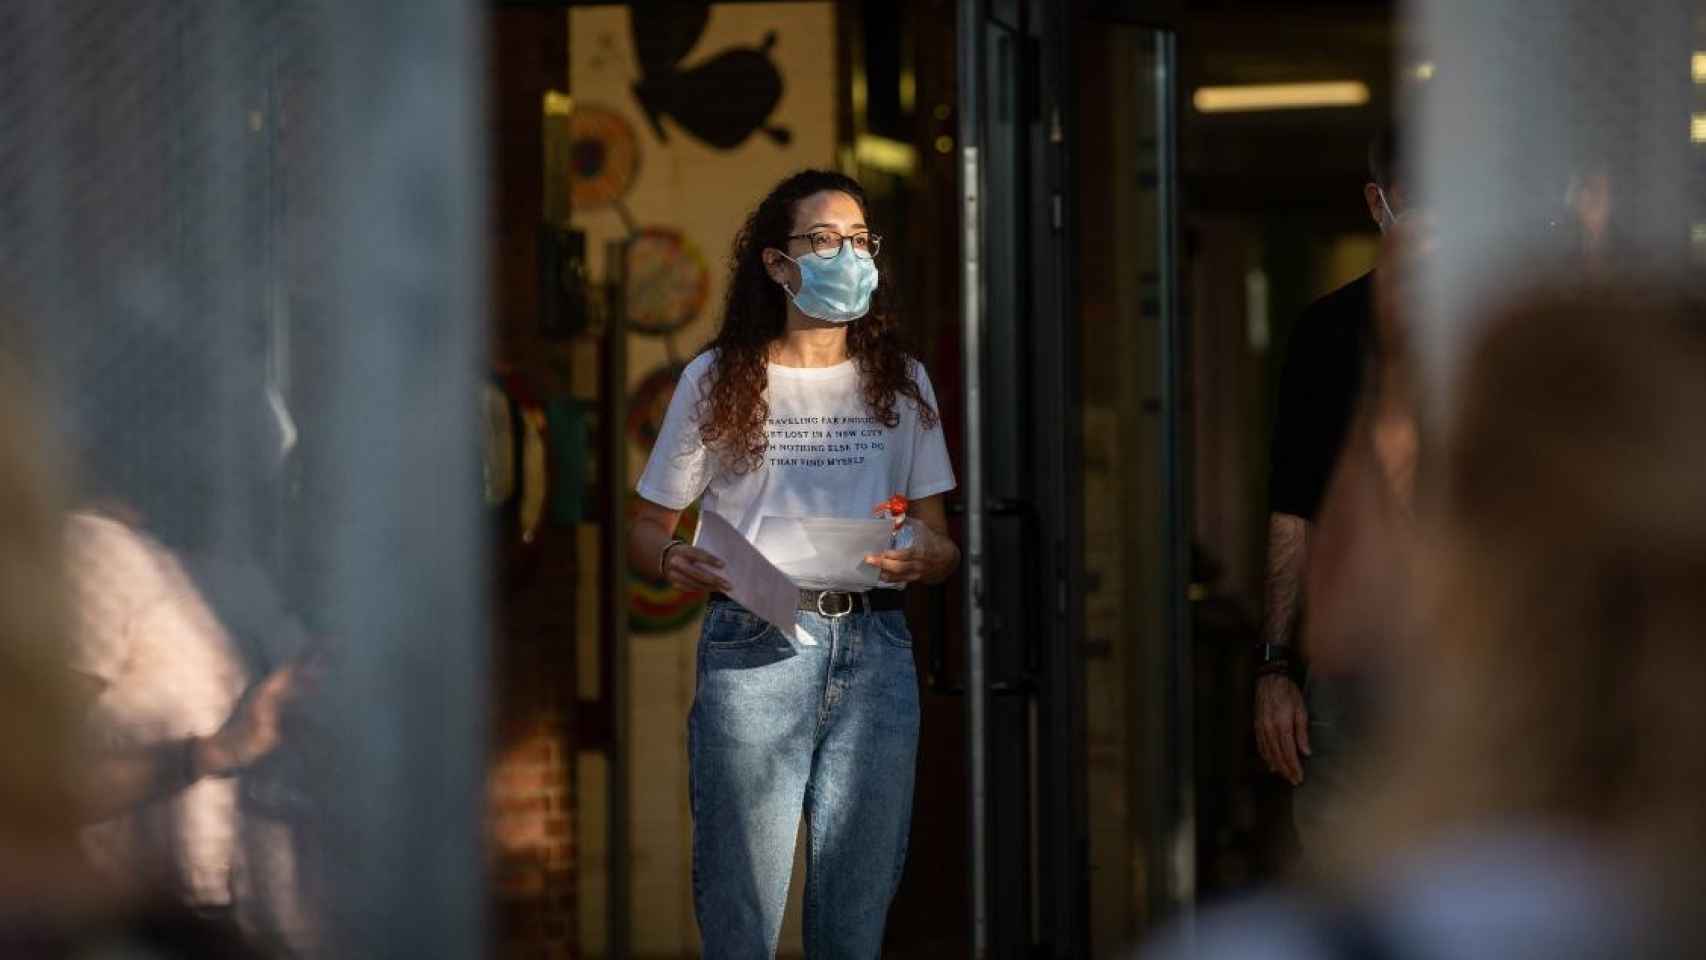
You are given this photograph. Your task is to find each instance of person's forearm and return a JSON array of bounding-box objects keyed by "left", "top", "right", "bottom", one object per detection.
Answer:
[
  {"left": 1262, "top": 513, "right": 1310, "bottom": 649},
  {"left": 630, "top": 517, "right": 678, "bottom": 580},
  {"left": 923, "top": 538, "right": 960, "bottom": 585}
]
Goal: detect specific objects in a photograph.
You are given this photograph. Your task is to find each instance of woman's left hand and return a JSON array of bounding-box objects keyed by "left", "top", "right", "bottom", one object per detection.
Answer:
[{"left": 865, "top": 519, "right": 959, "bottom": 585}]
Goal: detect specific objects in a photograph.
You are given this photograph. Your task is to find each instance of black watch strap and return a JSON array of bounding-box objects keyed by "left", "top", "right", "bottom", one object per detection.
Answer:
[{"left": 1256, "top": 643, "right": 1304, "bottom": 683}]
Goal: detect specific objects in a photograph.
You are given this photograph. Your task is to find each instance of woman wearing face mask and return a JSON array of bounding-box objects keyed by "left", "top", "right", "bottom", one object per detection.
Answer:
[{"left": 631, "top": 170, "right": 959, "bottom": 958}]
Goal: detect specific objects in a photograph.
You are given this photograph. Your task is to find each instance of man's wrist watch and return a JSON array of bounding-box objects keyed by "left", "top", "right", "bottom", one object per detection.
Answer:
[{"left": 1256, "top": 642, "right": 1303, "bottom": 683}]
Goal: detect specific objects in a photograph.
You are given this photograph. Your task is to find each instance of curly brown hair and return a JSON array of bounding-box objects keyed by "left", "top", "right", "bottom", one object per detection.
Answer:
[{"left": 696, "top": 170, "right": 938, "bottom": 473}]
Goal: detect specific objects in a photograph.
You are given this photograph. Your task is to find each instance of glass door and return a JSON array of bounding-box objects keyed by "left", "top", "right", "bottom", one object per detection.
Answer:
[
  {"left": 957, "top": 1, "right": 1041, "bottom": 955},
  {"left": 1073, "top": 18, "right": 1190, "bottom": 954},
  {"left": 959, "top": 2, "right": 1185, "bottom": 956}
]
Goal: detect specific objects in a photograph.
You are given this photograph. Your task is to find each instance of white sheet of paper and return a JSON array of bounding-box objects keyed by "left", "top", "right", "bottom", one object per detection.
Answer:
[
  {"left": 694, "top": 510, "right": 813, "bottom": 645},
  {"left": 764, "top": 517, "right": 896, "bottom": 590},
  {"left": 751, "top": 516, "right": 819, "bottom": 566}
]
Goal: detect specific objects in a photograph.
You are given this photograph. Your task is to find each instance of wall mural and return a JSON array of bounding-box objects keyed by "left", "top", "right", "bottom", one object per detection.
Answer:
[
  {"left": 569, "top": 5, "right": 836, "bottom": 951},
  {"left": 563, "top": 100, "right": 713, "bottom": 629},
  {"left": 631, "top": 1, "right": 792, "bottom": 150},
  {"left": 556, "top": 5, "right": 830, "bottom": 635},
  {"left": 585, "top": 3, "right": 827, "bottom": 641}
]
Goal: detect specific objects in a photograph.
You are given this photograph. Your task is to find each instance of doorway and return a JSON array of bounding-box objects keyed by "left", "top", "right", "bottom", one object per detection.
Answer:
[{"left": 952, "top": 2, "right": 1188, "bottom": 957}]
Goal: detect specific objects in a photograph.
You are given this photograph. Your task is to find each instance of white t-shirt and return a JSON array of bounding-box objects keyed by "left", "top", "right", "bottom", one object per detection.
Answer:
[
  {"left": 636, "top": 352, "right": 957, "bottom": 584},
  {"left": 66, "top": 512, "right": 247, "bottom": 908}
]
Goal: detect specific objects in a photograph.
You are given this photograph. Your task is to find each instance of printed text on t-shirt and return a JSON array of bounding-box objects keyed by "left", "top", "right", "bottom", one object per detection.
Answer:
[{"left": 766, "top": 415, "right": 887, "bottom": 468}]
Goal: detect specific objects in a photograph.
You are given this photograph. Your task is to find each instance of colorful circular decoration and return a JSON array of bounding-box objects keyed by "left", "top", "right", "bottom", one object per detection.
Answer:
[
  {"left": 568, "top": 104, "right": 641, "bottom": 211},
  {"left": 626, "top": 362, "right": 687, "bottom": 452},
  {"left": 494, "top": 371, "right": 550, "bottom": 548},
  {"left": 515, "top": 394, "right": 549, "bottom": 546},
  {"left": 624, "top": 227, "right": 710, "bottom": 335},
  {"left": 628, "top": 496, "right": 706, "bottom": 632}
]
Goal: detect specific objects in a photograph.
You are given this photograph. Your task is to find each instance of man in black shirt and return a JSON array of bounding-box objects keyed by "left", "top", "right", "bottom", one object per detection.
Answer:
[{"left": 1255, "top": 128, "right": 1406, "bottom": 848}]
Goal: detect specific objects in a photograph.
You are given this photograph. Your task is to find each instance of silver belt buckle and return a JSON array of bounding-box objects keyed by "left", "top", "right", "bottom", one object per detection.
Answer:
[{"left": 815, "top": 590, "right": 855, "bottom": 619}]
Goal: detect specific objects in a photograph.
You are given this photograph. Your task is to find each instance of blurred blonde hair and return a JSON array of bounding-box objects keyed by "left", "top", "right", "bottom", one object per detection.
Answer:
[{"left": 1337, "top": 282, "right": 1706, "bottom": 902}]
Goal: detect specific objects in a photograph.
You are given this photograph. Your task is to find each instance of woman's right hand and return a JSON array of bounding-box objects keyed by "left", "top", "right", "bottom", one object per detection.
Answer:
[{"left": 664, "top": 544, "right": 732, "bottom": 594}]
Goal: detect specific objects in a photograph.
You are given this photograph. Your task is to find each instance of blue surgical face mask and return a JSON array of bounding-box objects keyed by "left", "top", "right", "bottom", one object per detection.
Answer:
[{"left": 777, "top": 241, "right": 879, "bottom": 324}]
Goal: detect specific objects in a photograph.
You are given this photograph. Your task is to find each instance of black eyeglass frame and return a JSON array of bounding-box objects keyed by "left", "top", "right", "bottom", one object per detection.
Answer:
[{"left": 785, "top": 230, "right": 882, "bottom": 260}]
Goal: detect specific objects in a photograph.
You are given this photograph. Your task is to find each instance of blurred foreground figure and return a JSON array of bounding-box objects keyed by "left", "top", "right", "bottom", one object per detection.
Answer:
[
  {"left": 64, "top": 331, "right": 321, "bottom": 956},
  {"left": 0, "top": 360, "right": 261, "bottom": 957},
  {"left": 1150, "top": 282, "right": 1706, "bottom": 958},
  {"left": 68, "top": 510, "right": 308, "bottom": 916}
]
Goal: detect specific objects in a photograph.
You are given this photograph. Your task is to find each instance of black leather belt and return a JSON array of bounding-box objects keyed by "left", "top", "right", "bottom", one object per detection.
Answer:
[{"left": 709, "top": 588, "right": 906, "bottom": 618}]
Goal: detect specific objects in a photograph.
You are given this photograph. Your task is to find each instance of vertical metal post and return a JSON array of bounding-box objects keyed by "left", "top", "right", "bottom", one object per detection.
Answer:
[
  {"left": 1153, "top": 28, "right": 1195, "bottom": 927},
  {"left": 319, "top": 1, "right": 488, "bottom": 954},
  {"left": 958, "top": 0, "right": 988, "bottom": 954},
  {"left": 601, "top": 237, "right": 631, "bottom": 959}
]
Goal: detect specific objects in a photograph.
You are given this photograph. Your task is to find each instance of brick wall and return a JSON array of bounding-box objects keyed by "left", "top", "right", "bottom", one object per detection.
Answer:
[
  {"left": 490, "top": 641, "right": 577, "bottom": 957},
  {"left": 488, "top": 542, "right": 578, "bottom": 958}
]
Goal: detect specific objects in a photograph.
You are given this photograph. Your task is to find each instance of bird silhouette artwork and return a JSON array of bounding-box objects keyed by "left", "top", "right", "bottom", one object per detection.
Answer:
[{"left": 630, "top": 1, "right": 792, "bottom": 151}]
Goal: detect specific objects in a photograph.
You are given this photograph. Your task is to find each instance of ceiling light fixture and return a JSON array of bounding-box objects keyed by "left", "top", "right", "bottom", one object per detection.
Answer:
[{"left": 1192, "top": 81, "right": 1371, "bottom": 113}]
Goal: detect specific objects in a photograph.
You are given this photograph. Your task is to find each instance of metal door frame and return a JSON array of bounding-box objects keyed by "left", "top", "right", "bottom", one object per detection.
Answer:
[
  {"left": 955, "top": 4, "right": 989, "bottom": 956},
  {"left": 960, "top": 1, "right": 1188, "bottom": 955},
  {"left": 960, "top": 1, "right": 1080, "bottom": 954}
]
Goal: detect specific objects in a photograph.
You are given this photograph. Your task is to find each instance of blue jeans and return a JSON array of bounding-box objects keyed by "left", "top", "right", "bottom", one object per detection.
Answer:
[{"left": 688, "top": 600, "right": 921, "bottom": 959}]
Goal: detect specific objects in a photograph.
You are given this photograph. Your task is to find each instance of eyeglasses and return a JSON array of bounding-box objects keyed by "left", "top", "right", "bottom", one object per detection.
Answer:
[{"left": 787, "top": 230, "right": 882, "bottom": 260}]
